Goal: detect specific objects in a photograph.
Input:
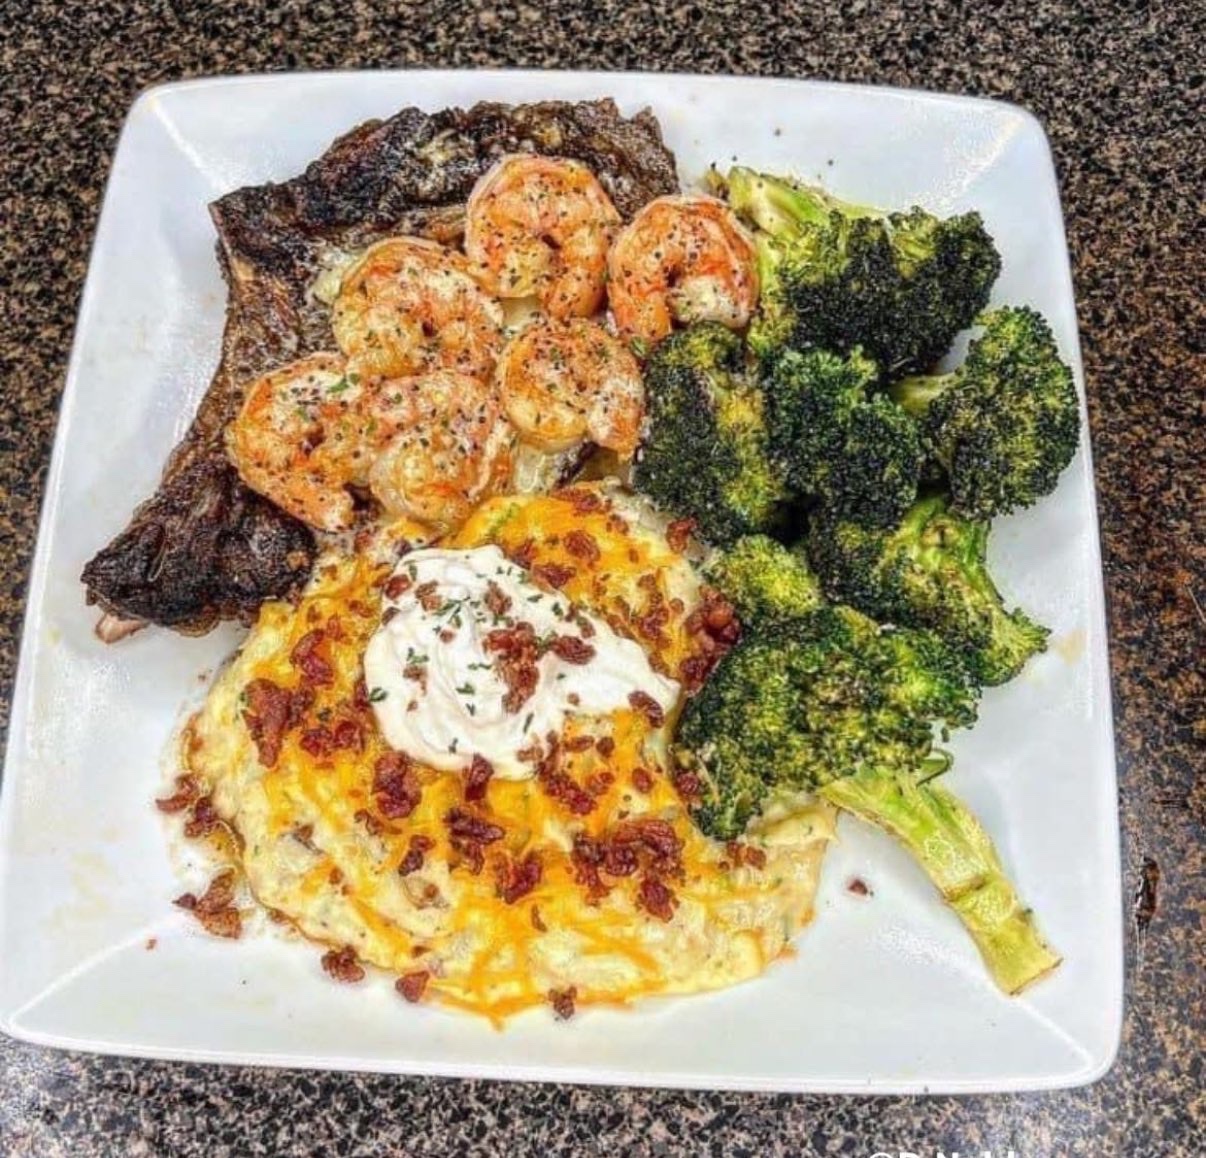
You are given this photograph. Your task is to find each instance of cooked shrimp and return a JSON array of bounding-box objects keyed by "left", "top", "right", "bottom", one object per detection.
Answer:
[
  {"left": 607, "top": 195, "right": 759, "bottom": 345},
  {"left": 226, "top": 353, "right": 372, "bottom": 532},
  {"left": 495, "top": 318, "right": 645, "bottom": 457},
  {"left": 332, "top": 237, "right": 504, "bottom": 381},
  {"left": 364, "top": 371, "right": 514, "bottom": 531},
  {"left": 464, "top": 154, "right": 621, "bottom": 319}
]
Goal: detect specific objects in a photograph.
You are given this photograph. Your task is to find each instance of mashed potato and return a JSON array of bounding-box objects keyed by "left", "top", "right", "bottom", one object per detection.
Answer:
[{"left": 183, "top": 484, "right": 834, "bottom": 1020}]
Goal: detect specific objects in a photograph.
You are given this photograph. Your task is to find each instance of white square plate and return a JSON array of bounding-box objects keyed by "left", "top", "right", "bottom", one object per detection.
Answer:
[{"left": 0, "top": 71, "right": 1122, "bottom": 1092}]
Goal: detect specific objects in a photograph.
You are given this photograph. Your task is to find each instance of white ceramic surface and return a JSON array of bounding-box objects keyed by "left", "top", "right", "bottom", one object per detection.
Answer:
[{"left": 0, "top": 71, "right": 1122, "bottom": 1092}]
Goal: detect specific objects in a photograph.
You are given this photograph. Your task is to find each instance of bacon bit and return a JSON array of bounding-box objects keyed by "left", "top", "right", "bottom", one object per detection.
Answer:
[
  {"left": 354, "top": 808, "right": 384, "bottom": 836},
  {"left": 847, "top": 877, "right": 873, "bottom": 897},
  {"left": 532, "top": 562, "right": 574, "bottom": 590},
  {"left": 382, "top": 606, "right": 400, "bottom": 625},
  {"left": 332, "top": 718, "right": 363, "bottom": 750},
  {"left": 666, "top": 518, "right": 696, "bottom": 553},
  {"left": 242, "top": 678, "right": 311, "bottom": 767},
  {"left": 384, "top": 572, "right": 413, "bottom": 600},
  {"left": 183, "top": 795, "right": 221, "bottom": 839},
  {"left": 484, "top": 622, "right": 541, "bottom": 713},
  {"left": 559, "top": 487, "right": 605, "bottom": 513},
  {"left": 726, "top": 841, "right": 768, "bottom": 870},
  {"left": 484, "top": 580, "right": 512, "bottom": 618},
  {"left": 631, "top": 767, "right": 654, "bottom": 793},
  {"left": 446, "top": 807, "right": 505, "bottom": 874},
  {"left": 636, "top": 607, "right": 670, "bottom": 644},
  {"left": 540, "top": 772, "right": 594, "bottom": 816},
  {"left": 537, "top": 738, "right": 595, "bottom": 816},
  {"left": 570, "top": 834, "right": 609, "bottom": 901},
  {"left": 638, "top": 876, "right": 678, "bottom": 922},
  {"left": 398, "top": 834, "right": 435, "bottom": 876},
  {"left": 628, "top": 690, "right": 665, "bottom": 727},
  {"left": 396, "top": 971, "right": 429, "bottom": 1003},
  {"left": 672, "top": 770, "right": 704, "bottom": 802},
  {"left": 563, "top": 529, "right": 601, "bottom": 562},
  {"left": 563, "top": 735, "right": 595, "bottom": 753},
  {"left": 586, "top": 771, "right": 614, "bottom": 797},
  {"left": 516, "top": 738, "right": 545, "bottom": 765},
  {"left": 325, "top": 616, "right": 346, "bottom": 642},
  {"left": 531, "top": 905, "right": 548, "bottom": 932},
  {"left": 298, "top": 717, "right": 363, "bottom": 758},
  {"left": 595, "top": 736, "right": 616, "bottom": 758},
  {"left": 145, "top": 937, "right": 157, "bottom": 950},
  {"left": 549, "top": 986, "right": 578, "bottom": 1020},
  {"left": 498, "top": 852, "right": 543, "bottom": 904},
  {"left": 610, "top": 818, "right": 683, "bottom": 873},
  {"left": 415, "top": 581, "right": 443, "bottom": 611},
  {"left": 605, "top": 513, "right": 629, "bottom": 535},
  {"left": 321, "top": 946, "right": 365, "bottom": 983},
  {"left": 175, "top": 869, "right": 241, "bottom": 939},
  {"left": 373, "top": 751, "right": 421, "bottom": 819},
  {"left": 438, "top": 628, "right": 456, "bottom": 643},
  {"left": 155, "top": 774, "right": 201, "bottom": 814},
  {"left": 509, "top": 538, "right": 538, "bottom": 569},
  {"left": 292, "top": 824, "right": 318, "bottom": 851},
  {"left": 550, "top": 634, "right": 595, "bottom": 664},
  {"left": 347, "top": 599, "right": 374, "bottom": 618},
  {"left": 566, "top": 692, "right": 581, "bottom": 706},
  {"left": 352, "top": 677, "right": 371, "bottom": 714},
  {"left": 291, "top": 629, "right": 334, "bottom": 687},
  {"left": 677, "top": 653, "right": 712, "bottom": 694},
  {"left": 402, "top": 663, "right": 428, "bottom": 691},
  {"left": 575, "top": 615, "right": 596, "bottom": 639},
  {"left": 464, "top": 755, "right": 494, "bottom": 803},
  {"left": 329, "top": 867, "right": 344, "bottom": 886}
]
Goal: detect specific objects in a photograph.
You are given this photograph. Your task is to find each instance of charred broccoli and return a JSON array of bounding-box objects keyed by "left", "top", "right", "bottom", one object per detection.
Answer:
[
  {"left": 807, "top": 495, "right": 1049, "bottom": 685},
  {"left": 763, "top": 347, "right": 924, "bottom": 527},
  {"left": 704, "top": 534, "right": 824, "bottom": 627},
  {"left": 725, "top": 167, "right": 1000, "bottom": 377},
  {"left": 676, "top": 607, "right": 976, "bottom": 837},
  {"left": 632, "top": 324, "right": 788, "bottom": 545},
  {"left": 889, "top": 307, "right": 1080, "bottom": 520},
  {"left": 674, "top": 604, "right": 1057, "bottom": 994}
]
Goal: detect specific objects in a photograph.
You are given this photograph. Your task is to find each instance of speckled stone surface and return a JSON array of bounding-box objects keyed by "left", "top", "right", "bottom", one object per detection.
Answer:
[{"left": 1, "top": 2, "right": 1203, "bottom": 1155}]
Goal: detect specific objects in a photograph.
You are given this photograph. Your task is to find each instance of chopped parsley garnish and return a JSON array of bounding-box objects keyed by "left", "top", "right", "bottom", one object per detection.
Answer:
[{"left": 368, "top": 687, "right": 388, "bottom": 703}]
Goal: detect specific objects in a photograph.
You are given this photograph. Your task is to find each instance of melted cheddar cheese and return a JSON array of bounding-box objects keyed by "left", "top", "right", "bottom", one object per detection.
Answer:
[{"left": 184, "top": 484, "right": 834, "bottom": 1021}]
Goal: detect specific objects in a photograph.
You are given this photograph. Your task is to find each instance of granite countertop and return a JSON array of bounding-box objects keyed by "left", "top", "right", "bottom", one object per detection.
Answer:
[{"left": 1, "top": 2, "right": 1202, "bottom": 1155}]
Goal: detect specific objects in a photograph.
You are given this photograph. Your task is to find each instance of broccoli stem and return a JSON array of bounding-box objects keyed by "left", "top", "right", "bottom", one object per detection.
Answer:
[
  {"left": 727, "top": 166, "right": 879, "bottom": 236},
  {"left": 819, "top": 767, "right": 1061, "bottom": 994},
  {"left": 888, "top": 372, "right": 953, "bottom": 417}
]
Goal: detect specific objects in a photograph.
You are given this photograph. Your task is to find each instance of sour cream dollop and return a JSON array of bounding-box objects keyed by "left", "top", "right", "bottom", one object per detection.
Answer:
[{"left": 363, "top": 546, "right": 680, "bottom": 779}]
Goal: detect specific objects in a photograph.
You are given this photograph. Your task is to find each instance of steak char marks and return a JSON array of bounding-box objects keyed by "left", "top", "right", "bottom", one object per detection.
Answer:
[{"left": 82, "top": 99, "right": 679, "bottom": 637}]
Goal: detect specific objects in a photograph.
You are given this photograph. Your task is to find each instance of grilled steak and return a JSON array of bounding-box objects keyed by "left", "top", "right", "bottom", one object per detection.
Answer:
[{"left": 82, "top": 98, "right": 679, "bottom": 637}]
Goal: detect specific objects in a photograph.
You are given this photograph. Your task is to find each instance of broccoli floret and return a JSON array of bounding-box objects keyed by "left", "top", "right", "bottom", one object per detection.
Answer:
[
  {"left": 674, "top": 610, "right": 1058, "bottom": 994},
  {"left": 889, "top": 307, "right": 1080, "bottom": 520},
  {"left": 632, "top": 324, "right": 789, "bottom": 545},
  {"left": 726, "top": 167, "right": 1001, "bottom": 377},
  {"left": 807, "top": 495, "right": 1049, "bottom": 685},
  {"left": 705, "top": 535, "right": 824, "bottom": 627},
  {"left": 763, "top": 347, "right": 924, "bottom": 527},
  {"left": 678, "top": 607, "right": 976, "bottom": 838}
]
